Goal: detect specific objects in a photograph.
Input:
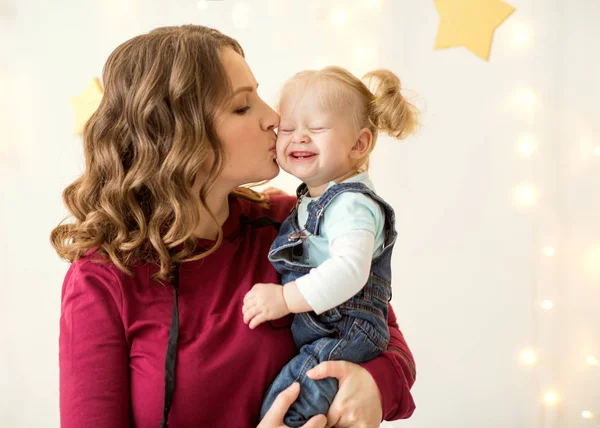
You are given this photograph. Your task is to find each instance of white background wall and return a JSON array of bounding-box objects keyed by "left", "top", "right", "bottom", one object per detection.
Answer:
[{"left": 1, "top": 0, "right": 598, "bottom": 427}]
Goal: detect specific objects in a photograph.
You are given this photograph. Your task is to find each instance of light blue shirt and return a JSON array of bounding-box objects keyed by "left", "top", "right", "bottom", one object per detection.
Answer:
[{"left": 296, "top": 172, "right": 386, "bottom": 266}]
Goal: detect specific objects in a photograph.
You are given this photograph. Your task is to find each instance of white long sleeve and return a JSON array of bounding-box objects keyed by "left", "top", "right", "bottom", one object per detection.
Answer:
[{"left": 295, "top": 230, "right": 375, "bottom": 315}]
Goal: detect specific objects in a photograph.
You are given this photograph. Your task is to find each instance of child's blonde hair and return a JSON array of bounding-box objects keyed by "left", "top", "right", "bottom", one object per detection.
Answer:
[{"left": 279, "top": 66, "right": 419, "bottom": 170}]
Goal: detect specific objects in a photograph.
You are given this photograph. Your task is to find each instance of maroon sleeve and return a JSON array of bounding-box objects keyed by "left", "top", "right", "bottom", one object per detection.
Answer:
[
  {"left": 59, "top": 259, "right": 130, "bottom": 428},
  {"left": 359, "top": 304, "right": 416, "bottom": 421}
]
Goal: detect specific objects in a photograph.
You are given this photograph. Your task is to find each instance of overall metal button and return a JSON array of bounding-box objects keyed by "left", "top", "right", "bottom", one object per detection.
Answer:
[{"left": 288, "top": 231, "right": 302, "bottom": 242}]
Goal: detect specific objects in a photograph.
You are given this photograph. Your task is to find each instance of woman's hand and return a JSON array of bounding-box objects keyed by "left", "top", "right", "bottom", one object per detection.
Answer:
[
  {"left": 307, "top": 361, "right": 383, "bottom": 428},
  {"left": 257, "top": 383, "right": 327, "bottom": 428}
]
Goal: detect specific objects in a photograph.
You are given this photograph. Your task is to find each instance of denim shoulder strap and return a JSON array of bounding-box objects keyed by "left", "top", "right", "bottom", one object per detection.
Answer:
[{"left": 304, "top": 182, "right": 372, "bottom": 236}]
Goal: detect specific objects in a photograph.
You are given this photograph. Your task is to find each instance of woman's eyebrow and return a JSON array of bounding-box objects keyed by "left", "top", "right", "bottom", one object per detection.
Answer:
[{"left": 233, "top": 83, "right": 258, "bottom": 95}]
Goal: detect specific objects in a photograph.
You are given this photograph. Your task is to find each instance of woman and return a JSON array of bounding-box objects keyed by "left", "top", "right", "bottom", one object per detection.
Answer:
[{"left": 51, "top": 25, "right": 416, "bottom": 427}]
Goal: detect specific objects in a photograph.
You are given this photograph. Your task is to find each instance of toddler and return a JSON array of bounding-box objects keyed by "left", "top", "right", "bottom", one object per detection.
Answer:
[{"left": 242, "top": 66, "right": 419, "bottom": 426}]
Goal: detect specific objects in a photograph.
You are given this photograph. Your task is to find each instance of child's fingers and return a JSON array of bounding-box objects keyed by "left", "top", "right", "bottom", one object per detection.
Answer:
[
  {"left": 249, "top": 313, "right": 266, "bottom": 329},
  {"left": 243, "top": 291, "right": 254, "bottom": 304},
  {"left": 242, "top": 300, "right": 257, "bottom": 312},
  {"left": 243, "top": 306, "right": 259, "bottom": 324},
  {"left": 242, "top": 301, "right": 254, "bottom": 315}
]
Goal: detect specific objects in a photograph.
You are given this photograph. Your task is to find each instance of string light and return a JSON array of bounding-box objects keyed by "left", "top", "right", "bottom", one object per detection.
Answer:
[
  {"left": 510, "top": 18, "right": 599, "bottom": 427},
  {"left": 520, "top": 348, "right": 537, "bottom": 365},
  {"left": 517, "top": 135, "right": 537, "bottom": 157},
  {"left": 330, "top": 8, "right": 347, "bottom": 28},
  {"left": 514, "top": 184, "right": 538, "bottom": 207},
  {"left": 510, "top": 22, "right": 533, "bottom": 49},
  {"left": 582, "top": 410, "right": 594, "bottom": 419},
  {"left": 540, "top": 300, "right": 554, "bottom": 310},
  {"left": 543, "top": 390, "right": 559, "bottom": 406}
]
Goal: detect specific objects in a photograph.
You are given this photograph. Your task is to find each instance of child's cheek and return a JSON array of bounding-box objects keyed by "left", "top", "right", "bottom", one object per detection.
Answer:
[
  {"left": 275, "top": 136, "right": 285, "bottom": 159},
  {"left": 275, "top": 151, "right": 286, "bottom": 168}
]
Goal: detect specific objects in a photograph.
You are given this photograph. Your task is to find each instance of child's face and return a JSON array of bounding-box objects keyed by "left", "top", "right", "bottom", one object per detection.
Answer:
[{"left": 276, "top": 87, "right": 359, "bottom": 191}]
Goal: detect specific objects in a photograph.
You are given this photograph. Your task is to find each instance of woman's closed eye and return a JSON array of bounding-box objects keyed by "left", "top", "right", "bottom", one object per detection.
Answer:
[{"left": 234, "top": 106, "right": 250, "bottom": 115}]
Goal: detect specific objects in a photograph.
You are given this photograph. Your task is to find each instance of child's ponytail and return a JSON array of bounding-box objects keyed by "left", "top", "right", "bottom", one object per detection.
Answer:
[{"left": 363, "top": 69, "right": 419, "bottom": 140}]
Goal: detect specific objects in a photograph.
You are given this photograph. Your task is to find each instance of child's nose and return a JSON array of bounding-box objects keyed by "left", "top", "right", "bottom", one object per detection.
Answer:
[{"left": 292, "top": 131, "right": 311, "bottom": 144}]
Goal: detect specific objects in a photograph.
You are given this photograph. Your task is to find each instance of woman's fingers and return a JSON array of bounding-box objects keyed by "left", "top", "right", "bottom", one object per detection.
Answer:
[
  {"left": 303, "top": 414, "right": 328, "bottom": 428},
  {"left": 306, "top": 361, "right": 350, "bottom": 380},
  {"left": 261, "top": 383, "right": 300, "bottom": 424},
  {"left": 258, "top": 382, "right": 327, "bottom": 428}
]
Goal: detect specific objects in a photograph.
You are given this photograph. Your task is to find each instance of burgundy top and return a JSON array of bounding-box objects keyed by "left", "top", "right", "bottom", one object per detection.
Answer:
[{"left": 59, "top": 194, "right": 416, "bottom": 427}]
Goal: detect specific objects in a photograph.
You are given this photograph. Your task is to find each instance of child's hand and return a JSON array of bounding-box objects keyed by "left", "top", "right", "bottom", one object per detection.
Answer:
[{"left": 242, "top": 283, "right": 290, "bottom": 329}]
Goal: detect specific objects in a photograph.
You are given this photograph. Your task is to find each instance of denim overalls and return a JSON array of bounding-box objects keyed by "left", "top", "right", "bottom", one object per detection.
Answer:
[{"left": 259, "top": 181, "right": 398, "bottom": 427}]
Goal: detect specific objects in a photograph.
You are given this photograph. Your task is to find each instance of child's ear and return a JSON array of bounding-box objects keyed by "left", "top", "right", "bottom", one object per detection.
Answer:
[{"left": 351, "top": 128, "right": 373, "bottom": 160}]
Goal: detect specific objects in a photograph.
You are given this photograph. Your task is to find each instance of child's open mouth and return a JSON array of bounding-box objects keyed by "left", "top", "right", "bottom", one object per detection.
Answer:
[{"left": 290, "top": 151, "right": 316, "bottom": 160}]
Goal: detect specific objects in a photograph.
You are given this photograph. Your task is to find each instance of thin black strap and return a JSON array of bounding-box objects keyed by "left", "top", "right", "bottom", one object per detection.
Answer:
[
  {"left": 240, "top": 214, "right": 281, "bottom": 231},
  {"left": 159, "top": 215, "right": 281, "bottom": 427},
  {"left": 160, "top": 265, "right": 180, "bottom": 428}
]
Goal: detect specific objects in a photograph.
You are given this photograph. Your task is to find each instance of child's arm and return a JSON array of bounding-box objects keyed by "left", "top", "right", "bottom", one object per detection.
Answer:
[
  {"left": 288, "top": 229, "right": 375, "bottom": 314},
  {"left": 243, "top": 192, "right": 382, "bottom": 327},
  {"left": 242, "top": 228, "right": 375, "bottom": 329}
]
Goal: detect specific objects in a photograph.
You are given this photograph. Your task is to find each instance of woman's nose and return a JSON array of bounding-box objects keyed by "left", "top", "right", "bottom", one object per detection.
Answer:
[{"left": 262, "top": 105, "right": 280, "bottom": 132}]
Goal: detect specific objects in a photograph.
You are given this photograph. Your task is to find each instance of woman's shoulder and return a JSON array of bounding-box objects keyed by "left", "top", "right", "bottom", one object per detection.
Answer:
[
  {"left": 60, "top": 251, "right": 130, "bottom": 333},
  {"left": 63, "top": 250, "right": 128, "bottom": 296}
]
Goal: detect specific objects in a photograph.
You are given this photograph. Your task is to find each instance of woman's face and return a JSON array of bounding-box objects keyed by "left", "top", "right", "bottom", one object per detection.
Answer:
[{"left": 212, "top": 48, "right": 280, "bottom": 188}]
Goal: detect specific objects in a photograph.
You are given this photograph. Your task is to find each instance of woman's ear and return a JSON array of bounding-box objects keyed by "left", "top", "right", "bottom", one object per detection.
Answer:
[{"left": 351, "top": 128, "right": 373, "bottom": 161}]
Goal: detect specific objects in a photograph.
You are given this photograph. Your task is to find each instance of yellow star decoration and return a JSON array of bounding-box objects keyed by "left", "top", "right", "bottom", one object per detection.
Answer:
[
  {"left": 70, "top": 77, "right": 104, "bottom": 135},
  {"left": 434, "top": 0, "right": 516, "bottom": 61}
]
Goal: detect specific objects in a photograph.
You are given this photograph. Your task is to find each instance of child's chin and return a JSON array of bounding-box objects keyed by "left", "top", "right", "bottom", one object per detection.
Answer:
[{"left": 279, "top": 165, "right": 298, "bottom": 178}]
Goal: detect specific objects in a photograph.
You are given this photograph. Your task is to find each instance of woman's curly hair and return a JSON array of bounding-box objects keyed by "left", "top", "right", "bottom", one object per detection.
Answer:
[{"left": 51, "top": 25, "right": 267, "bottom": 281}]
